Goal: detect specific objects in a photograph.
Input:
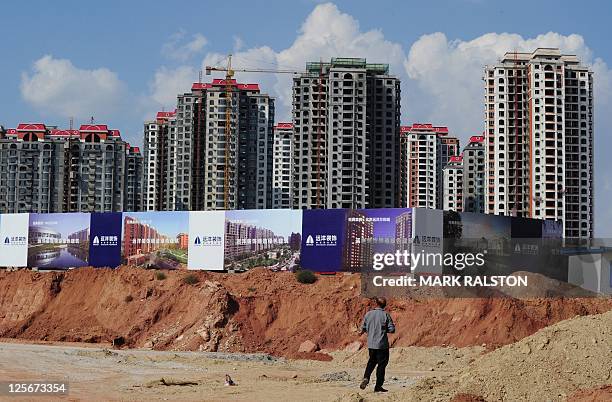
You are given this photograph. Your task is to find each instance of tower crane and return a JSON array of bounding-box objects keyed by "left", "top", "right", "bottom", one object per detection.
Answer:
[{"left": 204, "top": 55, "right": 302, "bottom": 210}]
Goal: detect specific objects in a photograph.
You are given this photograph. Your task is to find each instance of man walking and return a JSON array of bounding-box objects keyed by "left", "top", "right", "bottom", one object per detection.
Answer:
[{"left": 359, "top": 297, "right": 395, "bottom": 392}]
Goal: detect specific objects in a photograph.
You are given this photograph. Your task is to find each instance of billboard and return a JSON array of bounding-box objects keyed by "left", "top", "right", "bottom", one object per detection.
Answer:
[
  {"left": 301, "top": 209, "right": 347, "bottom": 272},
  {"left": 89, "top": 212, "right": 123, "bottom": 268},
  {"left": 0, "top": 213, "right": 29, "bottom": 267},
  {"left": 188, "top": 211, "right": 225, "bottom": 271},
  {"left": 344, "top": 208, "right": 412, "bottom": 272},
  {"left": 28, "top": 213, "right": 91, "bottom": 269},
  {"left": 412, "top": 208, "right": 443, "bottom": 273},
  {"left": 121, "top": 212, "right": 189, "bottom": 269},
  {"left": 224, "top": 209, "right": 302, "bottom": 272}
]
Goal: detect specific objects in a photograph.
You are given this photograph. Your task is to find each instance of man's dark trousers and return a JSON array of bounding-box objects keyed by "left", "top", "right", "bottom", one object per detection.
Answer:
[{"left": 363, "top": 348, "right": 389, "bottom": 389}]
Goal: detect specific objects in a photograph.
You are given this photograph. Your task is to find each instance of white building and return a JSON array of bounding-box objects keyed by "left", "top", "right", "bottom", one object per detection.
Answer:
[
  {"left": 272, "top": 123, "right": 293, "bottom": 209},
  {"left": 443, "top": 155, "right": 463, "bottom": 211},
  {"left": 402, "top": 124, "right": 459, "bottom": 209},
  {"left": 143, "top": 111, "right": 177, "bottom": 211},
  {"left": 485, "top": 48, "right": 594, "bottom": 238}
]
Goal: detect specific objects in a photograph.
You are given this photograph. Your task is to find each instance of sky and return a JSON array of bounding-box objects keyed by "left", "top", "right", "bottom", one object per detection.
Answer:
[{"left": 1, "top": 0, "right": 611, "bottom": 235}]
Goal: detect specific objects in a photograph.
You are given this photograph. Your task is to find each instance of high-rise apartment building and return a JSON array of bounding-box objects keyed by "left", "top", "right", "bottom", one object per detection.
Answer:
[
  {"left": 143, "top": 110, "right": 177, "bottom": 211},
  {"left": 272, "top": 123, "right": 294, "bottom": 209},
  {"left": 124, "top": 144, "right": 144, "bottom": 212},
  {"left": 461, "top": 135, "right": 485, "bottom": 213},
  {"left": 402, "top": 124, "right": 459, "bottom": 209},
  {"left": 485, "top": 48, "right": 593, "bottom": 238},
  {"left": 443, "top": 155, "right": 464, "bottom": 212},
  {"left": 0, "top": 123, "right": 142, "bottom": 213},
  {"left": 292, "top": 58, "right": 401, "bottom": 210},
  {"left": 173, "top": 79, "right": 274, "bottom": 211}
]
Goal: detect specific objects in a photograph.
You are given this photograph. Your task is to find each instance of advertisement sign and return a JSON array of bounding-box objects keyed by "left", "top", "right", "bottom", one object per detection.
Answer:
[
  {"left": 0, "top": 213, "right": 29, "bottom": 267},
  {"left": 412, "top": 208, "right": 443, "bottom": 274},
  {"left": 344, "top": 208, "right": 412, "bottom": 272},
  {"left": 301, "top": 209, "right": 347, "bottom": 272},
  {"left": 121, "top": 212, "right": 189, "bottom": 269},
  {"left": 188, "top": 211, "right": 225, "bottom": 271},
  {"left": 224, "top": 209, "right": 301, "bottom": 272},
  {"left": 89, "top": 212, "right": 122, "bottom": 268},
  {"left": 28, "top": 213, "right": 91, "bottom": 269}
]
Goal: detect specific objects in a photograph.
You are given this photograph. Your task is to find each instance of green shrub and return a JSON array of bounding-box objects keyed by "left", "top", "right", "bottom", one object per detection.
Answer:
[
  {"left": 295, "top": 269, "right": 317, "bottom": 284},
  {"left": 124, "top": 295, "right": 134, "bottom": 303},
  {"left": 155, "top": 271, "right": 167, "bottom": 280},
  {"left": 183, "top": 274, "right": 199, "bottom": 285}
]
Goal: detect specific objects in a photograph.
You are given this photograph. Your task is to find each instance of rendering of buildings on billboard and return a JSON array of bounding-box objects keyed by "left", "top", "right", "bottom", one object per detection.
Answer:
[
  {"left": 121, "top": 212, "right": 189, "bottom": 269},
  {"left": 224, "top": 209, "right": 302, "bottom": 272},
  {"left": 27, "top": 213, "right": 91, "bottom": 269}
]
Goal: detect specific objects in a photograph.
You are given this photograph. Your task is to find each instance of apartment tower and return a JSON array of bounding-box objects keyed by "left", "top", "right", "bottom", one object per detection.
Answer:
[
  {"left": 173, "top": 79, "right": 274, "bottom": 211},
  {"left": 272, "top": 123, "right": 294, "bottom": 209},
  {"left": 143, "top": 110, "right": 177, "bottom": 211},
  {"left": 402, "top": 124, "right": 459, "bottom": 209},
  {"left": 292, "top": 58, "right": 401, "bottom": 209},
  {"left": 485, "top": 48, "right": 593, "bottom": 238}
]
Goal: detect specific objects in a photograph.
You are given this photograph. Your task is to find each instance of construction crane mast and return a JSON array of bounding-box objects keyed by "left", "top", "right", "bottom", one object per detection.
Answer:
[{"left": 204, "top": 55, "right": 300, "bottom": 209}]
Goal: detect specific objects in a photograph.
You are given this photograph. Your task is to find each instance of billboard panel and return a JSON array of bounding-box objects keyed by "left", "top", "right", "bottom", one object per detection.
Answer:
[
  {"left": 89, "top": 212, "right": 122, "bottom": 268},
  {"left": 344, "top": 208, "right": 412, "bottom": 272},
  {"left": 412, "top": 208, "right": 443, "bottom": 274},
  {"left": 121, "top": 212, "right": 189, "bottom": 269},
  {"left": 188, "top": 211, "right": 225, "bottom": 271},
  {"left": 224, "top": 209, "right": 301, "bottom": 272},
  {"left": 28, "top": 213, "right": 90, "bottom": 269},
  {"left": 301, "top": 209, "right": 347, "bottom": 272},
  {"left": 0, "top": 213, "right": 29, "bottom": 267}
]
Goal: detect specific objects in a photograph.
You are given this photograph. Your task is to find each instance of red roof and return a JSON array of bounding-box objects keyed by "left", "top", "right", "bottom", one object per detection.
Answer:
[
  {"left": 401, "top": 124, "right": 449, "bottom": 134},
  {"left": 16, "top": 123, "right": 46, "bottom": 132},
  {"left": 156, "top": 110, "right": 177, "bottom": 119},
  {"left": 469, "top": 135, "right": 485, "bottom": 143},
  {"left": 275, "top": 123, "right": 293, "bottom": 130},
  {"left": 109, "top": 129, "right": 121, "bottom": 137},
  {"left": 449, "top": 155, "right": 463, "bottom": 162},
  {"left": 191, "top": 79, "right": 260, "bottom": 91},
  {"left": 132, "top": 146, "right": 140, "bottom": 153},
  {"left": 79, "top": 124, "right": 109, "bottom": 133},
  {"left": 6, "top": 129, "right": 17, "bottom": 135}
]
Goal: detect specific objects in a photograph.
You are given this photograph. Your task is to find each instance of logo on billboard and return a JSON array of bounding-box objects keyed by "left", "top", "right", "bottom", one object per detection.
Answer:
[
  {"left": 93, "top": 235, "right": 118, "bottom": 247},
  {"left": 3, "top": 236, "right": 26, "bottom": 246},
  {"left": 305, "top": 234, "right": 337, "bottom": 247},
  {"left": 193, "top": 235, "right": 223, "bottom": 246}
]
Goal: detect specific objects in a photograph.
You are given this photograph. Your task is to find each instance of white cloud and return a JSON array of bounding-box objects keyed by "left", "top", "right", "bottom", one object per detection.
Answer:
[
  {"left": 149, "top": 65, "right": 197, "bottom": 108},
  {"left": 20, "top": 55, "right": 125, "bottom": 121},
  {"left": 162, "top": 31, "right": 208, "bottom": 61}
]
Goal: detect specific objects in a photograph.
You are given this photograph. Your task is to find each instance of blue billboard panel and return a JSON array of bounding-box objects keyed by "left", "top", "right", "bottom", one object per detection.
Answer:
[
  {"left": 344, "top": 208, "right": 412, "bottom": 272},
  {"left": 300, "top": 209, "right": 347, "bottom": 273},
  {"left": 89, "top": 212, "right": 122, "bottom": 268},
  {"left": 28, "top": 213, "right": 91, "bottom": 269}
]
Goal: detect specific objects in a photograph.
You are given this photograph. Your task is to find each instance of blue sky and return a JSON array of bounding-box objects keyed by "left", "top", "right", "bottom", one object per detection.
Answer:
[{"left": 1, "top": 0, "right": 611, "bottom": 235}]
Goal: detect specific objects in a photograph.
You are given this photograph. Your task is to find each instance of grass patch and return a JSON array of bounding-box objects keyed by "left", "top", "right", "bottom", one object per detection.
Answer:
[
  {"left": 183, "top": 274, "right": 199, "bottom": 285},
  {"left": 295, "top": 269, "right": 317, "bottom": 284},
  {"left": 155, "top": 271, "right": 167, "bottom": 280}
]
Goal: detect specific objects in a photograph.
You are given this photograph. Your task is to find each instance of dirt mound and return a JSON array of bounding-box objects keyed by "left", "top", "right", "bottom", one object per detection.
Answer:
[
  {"left": 0, "top": 267, "right": 610, "bottom": 359},
  {"left": 406, "top": 310, "right": 612, "bottom": 402},
  {"left": 567, "top": 384, "right": 612, "bottom": 402}
]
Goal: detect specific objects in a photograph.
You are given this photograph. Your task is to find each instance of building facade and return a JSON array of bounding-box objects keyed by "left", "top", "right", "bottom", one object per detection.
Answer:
[
  {"left": 292, "top": 58, "right": 401, "bottom": 210},
  {"left": 0, "top": 123, "right": 142, "bottom": 213},
  {"left": 443, "top": 155, "right": 464, "bottom": 212},
  {"left": 143, "top": 111, "right": 177, "bottom": 211},
  {"left": 402, "top": 124, "right": 459, "bottom": 209},
  {"left": 272, "top": 123, "right": 294, "bottom": 209},
  {"left": 173, "top": 79, "right": 274, "bottom": 211},
  {"left": 485, "top": 48, "right": 594, "bottom": 238}
]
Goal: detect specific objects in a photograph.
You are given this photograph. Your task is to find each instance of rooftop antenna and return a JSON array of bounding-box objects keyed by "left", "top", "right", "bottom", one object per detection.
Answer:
[
  {"left": 90, "top": 116, "right": 95, "bottom": 124},
  {"left": 69, "top": 117, "right": 74, "bottom": 130},
  {"left": 198, "top": 69, "right": 202, "bottom": 83}
]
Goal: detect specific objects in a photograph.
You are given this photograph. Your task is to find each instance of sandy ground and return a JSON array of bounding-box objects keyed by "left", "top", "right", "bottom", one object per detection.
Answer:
[{"left": 0, "top": 341, "right": 483, "bottom": 402}]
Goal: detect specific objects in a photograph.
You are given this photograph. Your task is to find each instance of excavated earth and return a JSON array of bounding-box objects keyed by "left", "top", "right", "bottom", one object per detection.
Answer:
[{"left": 0, "top": 267, "right": 610, "bottom": 360}]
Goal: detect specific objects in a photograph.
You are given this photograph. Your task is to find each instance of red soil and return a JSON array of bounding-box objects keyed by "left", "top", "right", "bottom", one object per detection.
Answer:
[{"left": 0, "top": 267, "right": 610, "bottom": 359}]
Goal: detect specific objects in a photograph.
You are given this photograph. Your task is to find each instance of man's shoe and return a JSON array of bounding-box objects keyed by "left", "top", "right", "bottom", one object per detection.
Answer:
[
  {"left": 359, "top": 378, "right": 369, "bottom": 390},
  {"left": 374, "top": 387, "right": 388, "bottom": 392}
]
